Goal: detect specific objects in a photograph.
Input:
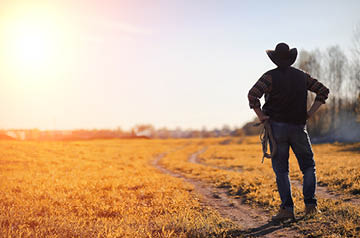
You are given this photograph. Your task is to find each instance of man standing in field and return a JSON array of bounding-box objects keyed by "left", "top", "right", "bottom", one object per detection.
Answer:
[{"left": 247, "top": 43, "right": 329, "bottom": 221}]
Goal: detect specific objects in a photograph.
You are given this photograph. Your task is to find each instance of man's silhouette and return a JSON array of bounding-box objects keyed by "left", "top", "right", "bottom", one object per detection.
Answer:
[{"left": 248, "top": 43, "right": 329, "bottom": 221}]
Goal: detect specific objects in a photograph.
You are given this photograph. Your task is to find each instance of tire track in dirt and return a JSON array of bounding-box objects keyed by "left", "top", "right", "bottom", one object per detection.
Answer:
[
  {"left": 191, "top": 148, "right": 360, "bottom": 205},
  {"left": 152, "top": 150, "right": 302, "bottom": 238}
]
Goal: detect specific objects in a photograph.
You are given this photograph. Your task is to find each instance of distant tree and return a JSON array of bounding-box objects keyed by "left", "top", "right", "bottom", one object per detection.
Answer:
[
  {"left": 200, "top": 126, "right": 212, "bottom": 138},
  {"left": 297, "top": 41, "right": 360, "bottom": 141},
  {"left": 297, "top": 49, "right": 329, "bottom": 137},
  {"left": 232, "top": 128, "right": 245, "bottom": 137},
  {"left": 221, "top": 124, "right": 231, "bottom": 136},
  {"left": 350, "top": 23, "right": 360, "bottom": 115},
  {"left": 241, "top": 118, "right": 262, "bottom": 136},
  {"left": 323, "top": 45, "right": 348, "bottom": 132},
  {"left": 133, "top": 124, "right": 155, "bottom": 138},
  {"left": 297, "top": 49, "right": 322, "bottom": 78},
  {"left": 324, "top": 46, "right": 347, "bottom": 97},
  {"left": 190, "top": 130, "right": 201, "bottom": 138},
  {"left": 115, "top": 127, "right": 123, "bottom": 137},
  {"left": 155, "top": 127, "right": 171, "bottom": 139}
]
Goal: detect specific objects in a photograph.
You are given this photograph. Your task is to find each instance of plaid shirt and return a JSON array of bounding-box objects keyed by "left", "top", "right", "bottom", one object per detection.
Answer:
[{"left": 248, "top": 73, "right": 329, "bottom": 109}]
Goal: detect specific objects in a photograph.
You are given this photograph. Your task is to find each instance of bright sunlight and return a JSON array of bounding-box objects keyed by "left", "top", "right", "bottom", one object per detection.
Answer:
[
  {"left": 11, "top": 21, "right": 55, "bottom": 70},
  {"left": 1, "top": 3, "right": 67, "bottom": 77}
]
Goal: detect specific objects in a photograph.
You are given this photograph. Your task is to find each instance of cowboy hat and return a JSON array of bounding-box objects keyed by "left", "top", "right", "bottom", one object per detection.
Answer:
[{"left": 266, "top": 43, "right": 297, "bottom": 67}]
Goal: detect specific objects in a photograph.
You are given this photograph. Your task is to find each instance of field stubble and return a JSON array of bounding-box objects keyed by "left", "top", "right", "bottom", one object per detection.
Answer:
[
  {"left": 160, "top": 136, "right": 360, "bottom": 237},
  {"left": 0, "top": 137, "right": 359, "bottom": 237},
  {"left": 0, "top": 139, "right": 234, "bottom": 237}
]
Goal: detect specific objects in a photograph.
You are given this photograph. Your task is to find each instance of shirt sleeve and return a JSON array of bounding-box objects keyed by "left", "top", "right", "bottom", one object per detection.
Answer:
[
  {"left": 306, "top": 75, "right": 330, "bottom": 104},
  {"left": 248, "top": 74, "right": 272, "bottom": 109}
]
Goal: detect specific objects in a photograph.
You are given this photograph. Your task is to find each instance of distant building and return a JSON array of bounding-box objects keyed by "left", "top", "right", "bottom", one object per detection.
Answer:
[{"left": 5, "top": 130, "right": 26, "bottom": 140}]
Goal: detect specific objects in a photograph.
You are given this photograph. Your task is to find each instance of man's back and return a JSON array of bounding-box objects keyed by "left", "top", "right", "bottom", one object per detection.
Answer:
[{"left": 262, "top": 67, "right": 308, "bottom": 125}]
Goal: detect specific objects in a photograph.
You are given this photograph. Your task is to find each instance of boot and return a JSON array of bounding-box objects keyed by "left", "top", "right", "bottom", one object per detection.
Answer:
[
  {"left": 271, "top": 208, "right": 295, "bottom": 221},
  {"left": 305, "top": 204, "right": 320, "bottom": 215}
]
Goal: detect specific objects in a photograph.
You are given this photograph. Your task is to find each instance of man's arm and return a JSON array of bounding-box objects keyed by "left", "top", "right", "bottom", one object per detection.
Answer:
[
  {"left": 307, "top": 101, "right": 322, "bottom": 119},
  {"left": 253, "top": 107, "right": 270, "bottom": 122},
  {"left": 248, "top": 74, "right": 272, "bottom": 122},
  {"left": 306, "top": 75, "right": 330, "bottom": 118}
]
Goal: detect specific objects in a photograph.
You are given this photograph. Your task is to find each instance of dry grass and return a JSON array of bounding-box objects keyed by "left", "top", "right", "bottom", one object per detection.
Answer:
[
  {"left": 161, "top": 136, "right": 360, "bottom": 237},
  {"left": 0, "top": 139, "right": 235, "bottom": 238},
  {"left": 313, "top": 143, "right": 360, "bottom": 196},
  {"left": 1, "top": 137, "right": 359, "bottom": 237}
]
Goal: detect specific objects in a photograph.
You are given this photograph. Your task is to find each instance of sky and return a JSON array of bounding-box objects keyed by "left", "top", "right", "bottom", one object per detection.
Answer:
[{"left": 0, "top": 0, "right": 359, "bottom": 131}]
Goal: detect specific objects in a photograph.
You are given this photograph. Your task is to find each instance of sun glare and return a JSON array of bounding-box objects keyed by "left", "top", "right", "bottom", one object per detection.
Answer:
[
  {"left": 1, "top": 3, "right": 66, "bottom": 77},
  {"left": 12, "top": 22, "right": 55, "bottom": 70}
]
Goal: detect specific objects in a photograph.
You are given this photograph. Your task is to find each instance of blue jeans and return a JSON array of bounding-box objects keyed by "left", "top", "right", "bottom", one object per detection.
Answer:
[{"left": 270, "top": 121, "right": 317, "bottom": 211}]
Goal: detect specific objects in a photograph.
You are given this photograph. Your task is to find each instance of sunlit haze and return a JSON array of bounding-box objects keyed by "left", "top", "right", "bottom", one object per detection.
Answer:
[{"left": 1, "top": 0, "right": 359, "bottom": 130}]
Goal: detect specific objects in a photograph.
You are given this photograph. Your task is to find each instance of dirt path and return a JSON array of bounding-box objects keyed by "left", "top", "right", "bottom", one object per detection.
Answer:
[
  {"left": 152, "top": 151, "right": 302, "bottom": 238},
  {"left": 191, "top": 148, "right": 360, "bottom": 205}
]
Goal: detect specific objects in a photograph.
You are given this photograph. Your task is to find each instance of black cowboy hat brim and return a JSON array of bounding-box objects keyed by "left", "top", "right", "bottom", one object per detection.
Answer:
[{"left": 266, "top": 48, "right": 298, "bottom": 67}]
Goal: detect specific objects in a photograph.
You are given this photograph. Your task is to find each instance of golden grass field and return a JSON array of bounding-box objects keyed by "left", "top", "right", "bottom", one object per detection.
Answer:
[{"left": 0, "top": 137, "right": 359, "bottom": 237}]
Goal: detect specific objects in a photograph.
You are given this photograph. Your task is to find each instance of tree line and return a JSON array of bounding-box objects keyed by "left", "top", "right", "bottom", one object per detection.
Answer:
[
  {"left": 296, "top": 26, "right": 360, "bottom": 142},
  {"left": 0, "top": 124, "right": 244, "bottom": 141}
]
